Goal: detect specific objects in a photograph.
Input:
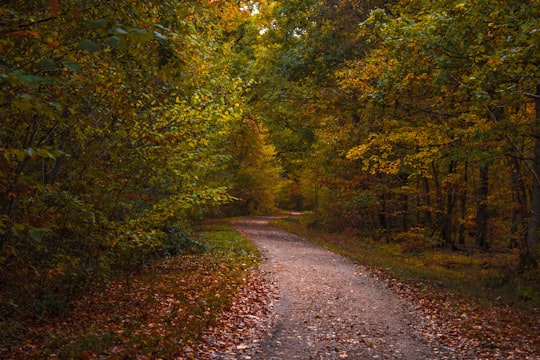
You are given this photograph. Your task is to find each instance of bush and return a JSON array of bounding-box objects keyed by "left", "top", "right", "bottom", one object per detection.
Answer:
[
  {"left": 394, "top": 227, "right": 434, "bottom": 253},
  {"left": 161, "top": 226, "right": 206, "bottom": 256}
]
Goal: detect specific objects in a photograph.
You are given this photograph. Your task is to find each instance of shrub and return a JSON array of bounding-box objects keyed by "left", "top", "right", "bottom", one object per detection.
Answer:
[
  {"left": 161, "top": 226, "right": 206, "bottom": 256},
  {"left": 394, "top": 227, "right": 434, "bottom": 253}
]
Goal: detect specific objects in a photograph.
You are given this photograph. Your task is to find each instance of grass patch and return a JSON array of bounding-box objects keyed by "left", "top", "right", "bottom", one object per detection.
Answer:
[
  {"left": 270, "top": 215, "right": 540, "bottom": 312},
  {"left": 5, "top": 219, "right": 259, "bottom": 359}
]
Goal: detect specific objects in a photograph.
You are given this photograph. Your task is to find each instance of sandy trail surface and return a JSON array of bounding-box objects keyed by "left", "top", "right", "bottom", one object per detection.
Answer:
[{"left": 231, "top": 217, "right": 455, "bottom": 360}]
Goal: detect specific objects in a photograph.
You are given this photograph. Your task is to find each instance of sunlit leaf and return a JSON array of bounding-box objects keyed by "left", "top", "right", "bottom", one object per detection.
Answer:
[{"left": 153, "top": 31, "right": 168, "bottom": 41}]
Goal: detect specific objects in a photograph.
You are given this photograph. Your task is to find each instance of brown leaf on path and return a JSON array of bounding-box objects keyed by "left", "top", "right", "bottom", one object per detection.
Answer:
[
  {"left": 50, "top": 0, "right": 60, "bottom": 17},
  {"left": 78, "top": 350, "right": 92, "bottom": 360}
]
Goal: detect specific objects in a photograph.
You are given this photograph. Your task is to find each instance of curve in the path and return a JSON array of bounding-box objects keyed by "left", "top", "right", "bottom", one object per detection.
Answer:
[{"left": 232, "top": 217, "right": 454, "bottom": 360}]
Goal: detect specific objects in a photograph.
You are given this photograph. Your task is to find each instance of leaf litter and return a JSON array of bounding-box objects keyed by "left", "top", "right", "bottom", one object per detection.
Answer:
[{"left": 4, "top": 218, "right": 539, "bottom": 359}]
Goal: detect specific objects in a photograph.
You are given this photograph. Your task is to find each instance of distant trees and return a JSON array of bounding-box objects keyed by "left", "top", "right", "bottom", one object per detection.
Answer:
[{"left": 250, "top": 0, "right": 539, "bottom": 267}]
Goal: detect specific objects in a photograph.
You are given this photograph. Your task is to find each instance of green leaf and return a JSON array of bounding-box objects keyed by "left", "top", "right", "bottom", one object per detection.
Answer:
[
  {"left": 152, "top": 24, "right": 172, "bottom": 32},
  {"left": 153, "top": 31, "right": 168, "bottom": 41},
  {"left": 14, "top": 149, "right": 26, "bottom": 162},
  {"left": 38, "top": 58, "right": 56, "bottom": 71},
  {"left": 20, "top": 176, "right": 45, "bottom": 191},
  {"left": 48, "top": 101, "right": 62, "bottom": 111},
  {"left": 79, "top": 39, "right": 101, "bottom": 53},
  {"left": 107, "top": 36, "right": 123, "bottom": 48},
  {"left": 86, "top": 18, "right": 109, "bottom": 28},
  {"left": 15, "top": 74, "right": 46, "bottom": 84},
  {"left": 13, "top": 99, "right": 34, "bottom": 113},
  {"left": 129, "top": 29, "right": 154, "bottom": 43},
  {"left": 25, "top": 148, "right": 36, "bottom": 157},
  {"left": 62, "top": 60, "right": 82, "bottom": 72},
  {"left": 36, "top": 148, "right": 60, "bottom": 160},
  {"left": 13, "top": 223, "right": 25, "bottom": 237},
  {"left": 29, "top": 228, "right": 51, "bottom": 242},
  {"left": 28, "top": 230, "right": 41, "bottom": 242},
  {"left": 112, "top": 27, "right": 128, "bottom": 35}
]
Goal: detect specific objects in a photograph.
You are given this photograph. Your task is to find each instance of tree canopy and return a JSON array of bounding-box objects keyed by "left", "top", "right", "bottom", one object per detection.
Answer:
[
  {"left": 1, "top": 0, "right": 539, "bottom": 322},
  {"left": 249, "top": 0, "right": 539, "bottom": 267},
  {"left": 0, "top": 0, "right": 279, "bottom": 315}
]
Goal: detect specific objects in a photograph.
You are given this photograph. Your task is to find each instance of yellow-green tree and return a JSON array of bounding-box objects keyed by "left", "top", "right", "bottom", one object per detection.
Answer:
[
  {"left": 0, "top": 0, "right": 262, "bottom": 316},
  {"left": 341, "top": 0, "right": 539, "bottom": 264}
]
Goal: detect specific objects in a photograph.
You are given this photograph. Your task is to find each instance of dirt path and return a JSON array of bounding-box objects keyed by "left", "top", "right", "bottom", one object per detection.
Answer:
[{"left": 231, "top": 217, "right": 455, "bottom": 360}]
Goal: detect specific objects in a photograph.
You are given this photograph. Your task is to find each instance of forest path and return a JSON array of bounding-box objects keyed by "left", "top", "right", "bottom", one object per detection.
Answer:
[{"left": 231, "top": 216, "right": 454, "bottom": 360}]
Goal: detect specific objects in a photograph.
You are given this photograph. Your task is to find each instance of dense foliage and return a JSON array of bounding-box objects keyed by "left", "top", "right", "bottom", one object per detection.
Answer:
[
  {"left": 0, "top": 0, "right": 280, "bottom": 320},
  {"left": 1, "top": 0, "right": 538, "bottom": 338},
  {"left": 5, "top": 220, "right": 262, "bottom": 358},
  {"left": 251, "top": 0, "right": 540, "bottom": 269}
]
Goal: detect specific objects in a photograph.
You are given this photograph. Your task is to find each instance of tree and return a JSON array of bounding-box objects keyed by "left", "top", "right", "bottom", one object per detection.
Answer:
[
  {"left": 250, "top": 0, "right": 392, "bottom": 219},
  {"left": 249, "top": 0, "right": 539, "bottom": 269},
  {"left": 0, "top": 0, "right": 260, "bottom": 315},
  {"left": 340, "top": 0, "right": 539, "bottom": 261}
]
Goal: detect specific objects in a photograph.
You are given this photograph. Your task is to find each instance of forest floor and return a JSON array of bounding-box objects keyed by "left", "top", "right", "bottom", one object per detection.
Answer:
[
  {"left": 5, "top": 216, "right": 539, "bottom": 359},
  {"left": 230, "top": 217, "right": 456, "bottom": 359},
  {"left": 225, "top": 216, "right": 539, "bottom": 360}
]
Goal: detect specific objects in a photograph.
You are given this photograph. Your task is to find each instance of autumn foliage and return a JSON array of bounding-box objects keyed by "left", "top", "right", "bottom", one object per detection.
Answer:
[
  {"left": 1, "top": 0, "right": 539, "bottom": 356},
  {"left": 250, "top": 0, "right": 540, "bottom": 269},
  {"left": 0, "top": 0, "right": 275, "bottom": 328},
  {"left": 2, "top": 221, "right": 263, "bottom": 359}
]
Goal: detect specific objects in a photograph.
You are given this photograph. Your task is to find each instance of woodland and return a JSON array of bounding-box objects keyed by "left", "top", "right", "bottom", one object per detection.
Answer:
[{"left": 0, "top": 0, "right": 539, "bottom": 357}]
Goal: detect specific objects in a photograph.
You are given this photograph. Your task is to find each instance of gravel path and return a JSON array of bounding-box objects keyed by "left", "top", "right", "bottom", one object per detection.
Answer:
[{"left": 232, "top": 217, "right": 455, "bottom": 360}]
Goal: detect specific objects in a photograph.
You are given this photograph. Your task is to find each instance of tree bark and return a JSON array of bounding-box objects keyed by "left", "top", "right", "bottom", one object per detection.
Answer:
[
  {"left": 442, "top": 161, "right": 457, "bottom": 246},
  {"left": 459, "top": 161, "right": 468, "bottom": 245},
  {"left": 509, "top": 156, "right": 527, "bottom": 249},
  {"left": 476, "top": 164, "right": 489, "bottom": 250},
  {"left": 523, "top": 84, "right": 540, "bottom": 268},
  {"left": 422, "top": 176, "right": 432, "bottom": 227}
]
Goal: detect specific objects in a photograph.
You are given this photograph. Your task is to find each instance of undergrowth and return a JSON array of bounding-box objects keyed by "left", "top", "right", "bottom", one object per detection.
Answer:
[
  {"left": 2, "top": 220, "right": 259, "bottom": 359},
  {"left": 270, "top": 215, "right": 540, "bottom": 312}
]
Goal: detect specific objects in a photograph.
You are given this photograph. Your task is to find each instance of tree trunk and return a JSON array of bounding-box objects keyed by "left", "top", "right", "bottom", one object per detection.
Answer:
[
  {"left": 509, "top": 156, "right": 527, "bottom": 249},
  {"left": 442, "top": 161, "right": 457, "bottom": 246},
  {"left": 401, "top": 193, "right": 409, "bottom": 231},
  {"left": 523, "top": 84, "right": 540, "bottom": 268},
  {"left": 459, "top": 161, "right": 468, "bottom": 245},
  {"left": 476, "top": 164, "right": 489, "bottom": 250},
  {"left": 422, "top": 176, "right": 432, "bottom": 227},
  {"left": 377, "top": 176, "right": 391, "bottom": 242},
  {"left": 432, "top": 162, "right": 443, "bottom": 241}
]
